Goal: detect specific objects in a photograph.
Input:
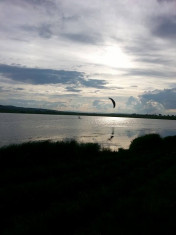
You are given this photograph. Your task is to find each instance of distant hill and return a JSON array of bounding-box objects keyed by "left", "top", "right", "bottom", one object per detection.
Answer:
[
  {"left": 0, "top": 104, "right": 77, "bottom": 115},
  {"left": 0, "top": 104, "right": 176, "bottom": 120}
]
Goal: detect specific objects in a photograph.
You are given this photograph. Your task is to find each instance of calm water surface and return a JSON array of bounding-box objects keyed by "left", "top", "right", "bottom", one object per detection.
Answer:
[{"left": 0, "top": 113, "right": 176, "bottom": 151}]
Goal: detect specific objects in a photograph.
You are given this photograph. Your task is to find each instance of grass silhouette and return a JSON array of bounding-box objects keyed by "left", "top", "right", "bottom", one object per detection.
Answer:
[{"left": 0, "top": 134, "right": 176, "bottom": 234}]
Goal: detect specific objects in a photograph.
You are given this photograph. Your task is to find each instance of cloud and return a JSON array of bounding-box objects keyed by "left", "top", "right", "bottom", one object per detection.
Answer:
[
  {"left": 0, "top": 64, "right": 107, "bottom": 89},
  {"left": 61, "top": 33, "right": 101, "bottom": 44},
  {"left": 123, "top": 34, "right": 175, "bottom": 69},
  {"left": 140, "top": 88, "right": 176, "bottom": 109},
  {"left": 15, "top": 88, "right": 24, "bottom": 91},
  {"left": 65, "top": 86, "right": 82, "bottom": 92},
  {"left": 21, "top": 24, "right": 53, "bottom": 39},
  {"left": 157, "top": 0, "right": 175, "bottom": 3},
  {"left": 81, "top": 79, "right": 107, "bottom": 89},
  {"left": 0, "top": 86, "right": 8, "bottom": 92},
  {"left": 23, "top": 0, "right": 56, "bottom": 6},
  {"left": 126, "top": 88, "right": 176, "bottom": 114},
  {"left": 6, "top": 0, "right": 56, "bottom": 11},
  {"left": 153, "top": 16, "right": 176, "bottom": 39},
  {"left": 0, "top": 0, "right": 176, "bottom": 114},
  {"left": 126, "top": 96, "right": 165, "bottom": 114},
  {"left": 122, "top": 68, "right": 176, "bottom": 78},
  {"left": 0, "top": 97, "right": 67, "bottom": 110},
  {"left": 92, "top": 99, "right": 107, "bottom": 111},
  {"left": 92, "top": 98, "right": 118, "bottom": 112}
]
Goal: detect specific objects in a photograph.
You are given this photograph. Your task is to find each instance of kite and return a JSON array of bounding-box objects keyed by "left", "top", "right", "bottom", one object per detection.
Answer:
[{"left": 109, "top": 97, "right": 116, "bottom": 108}]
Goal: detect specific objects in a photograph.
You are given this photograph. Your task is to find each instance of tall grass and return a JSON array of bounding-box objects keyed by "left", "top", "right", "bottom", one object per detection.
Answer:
[{"left": 0, "top": 134, "right": 176, "bottom": 234}]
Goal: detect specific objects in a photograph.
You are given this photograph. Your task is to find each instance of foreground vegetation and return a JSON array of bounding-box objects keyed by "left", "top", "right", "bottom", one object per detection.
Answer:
[{"left": 0, "top": 134, "right": 176, "bottom": 234}]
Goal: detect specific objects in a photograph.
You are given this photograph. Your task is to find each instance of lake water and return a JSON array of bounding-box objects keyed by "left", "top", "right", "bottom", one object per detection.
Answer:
[{"left": 0, "top": 113, "right": 176, "bottom": 151}]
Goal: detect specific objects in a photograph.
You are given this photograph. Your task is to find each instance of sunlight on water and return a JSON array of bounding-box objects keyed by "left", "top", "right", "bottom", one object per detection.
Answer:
[
  {"left": 0, "top": 113, "right": 176, "bottom": 151},
  {"left": 95, "top": 116, "right": 128, "bottom": 125}
]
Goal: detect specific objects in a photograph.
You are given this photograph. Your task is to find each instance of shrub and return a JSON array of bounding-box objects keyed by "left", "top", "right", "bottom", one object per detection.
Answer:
[{"left": 129, "top": 134, "right": 162, "bottom": 153}]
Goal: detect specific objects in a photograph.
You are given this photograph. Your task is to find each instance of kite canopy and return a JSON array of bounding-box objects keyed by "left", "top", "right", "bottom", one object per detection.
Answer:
[{"left": 109, "top": 97, "right": 116, "bottom": 108}]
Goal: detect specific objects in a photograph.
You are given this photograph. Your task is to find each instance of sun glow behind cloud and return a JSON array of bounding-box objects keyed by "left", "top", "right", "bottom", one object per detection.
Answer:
[{"left": 92, "top": 45, "right": 132, "bottom": 69}]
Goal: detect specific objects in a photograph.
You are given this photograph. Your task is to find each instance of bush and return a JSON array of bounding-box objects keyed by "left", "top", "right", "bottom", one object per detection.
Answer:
[{"left": 129, "top": 134, "right": 162, "bottom": 153}]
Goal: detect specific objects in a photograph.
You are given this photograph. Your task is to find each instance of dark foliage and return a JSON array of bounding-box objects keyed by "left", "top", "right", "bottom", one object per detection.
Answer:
[
  {"left": 129, "top": 133, "right": 162, "bottom": 153},
  {"left": 0, "top": 134, "right": 176, "bottom": 234}
]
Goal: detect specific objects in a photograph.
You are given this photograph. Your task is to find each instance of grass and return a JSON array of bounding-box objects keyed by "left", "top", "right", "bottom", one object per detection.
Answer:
[{"left": 0, "top": 134, "right": 176, "bottom": 234}]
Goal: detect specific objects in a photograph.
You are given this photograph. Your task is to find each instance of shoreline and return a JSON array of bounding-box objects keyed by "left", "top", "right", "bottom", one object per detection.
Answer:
[{"left": 1, "top": 104, "right": 176, "bottom": 120}]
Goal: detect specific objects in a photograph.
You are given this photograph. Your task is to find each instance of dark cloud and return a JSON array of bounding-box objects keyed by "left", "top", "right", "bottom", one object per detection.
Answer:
[
  {"left": 124, "top": 36, "right": 163, "bottom": 57},
  {"left": 153, "top": 16, "right": 176, "bottom": 39},
  {"left": 23, "top": 0, "right": 53, "bottom": 4},
  {"left": 135, "top": 57, "right": 172, "bottom": 65},
  {"left": 65, "top": 87, "right": 82, "bottom": 92},
  {"left": 125, "top": 40, "right": 173, "bottom": 66},
  {"left": 127, "top": 88, "right": 176, "bottom": 114},
  {"left": 125, "top": 42, "right": 159, "bottom": 56},
  {"left": 81, "top": 79, "right": 107, "bottom": 89},
  {"left": 4, "top": 0, "right": 56, "bottom": 13},
  {"left": 140, "top": 88, "right": 176, "bottom": 109},
  {"left": 16, "top": 88, "right": 24, "bottom": 90},
  {"left": 62, "top": 33, "right": 101, "bottom": 44},
  {"left": 157, "top": 0, "right": 175, "bottom": 3},
  {"left": 21, "top": 24, "right": 53, "bottom": 39},
  {"left": 123, "top": 68, "right": 175, "bottom": 78},
  {"left": 23, "top": 0, "right": 56, "bottom": 10},
  {"left": 124, "top": 39, "right": 173, "bottom": 68},
  {"left": 0, "top": 64, "right": 107, "bottom": 89},
  {"left": 126, "top": 96, "right": 165, "bottom": 114}
]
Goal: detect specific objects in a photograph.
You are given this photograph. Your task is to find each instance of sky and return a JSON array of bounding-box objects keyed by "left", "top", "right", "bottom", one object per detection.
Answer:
[{"left": 0, "top": 0, "right": 176, "bottom": 114}]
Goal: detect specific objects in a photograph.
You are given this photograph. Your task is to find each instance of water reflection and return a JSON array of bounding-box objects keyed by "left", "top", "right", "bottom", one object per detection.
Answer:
[
  {"left": 0, "top": 113, "right": 176, "bottom": 151},
  {"left": 108, "top": 127, "right": 115, "bottom": 141}
]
